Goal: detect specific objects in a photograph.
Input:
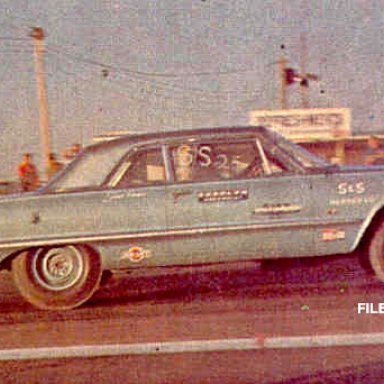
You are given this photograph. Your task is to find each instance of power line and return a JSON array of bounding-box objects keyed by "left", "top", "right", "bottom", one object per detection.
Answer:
[
  {"left": 49, "top": 57, "right": 248, "bottom": 119},
  {"left": 46, "top": 46, "right": 264, "bottom": 104},
  {"left": 48, "top": 45, "right": 258, "bottom": 78},
  {"left": 0, "top": 36, "right": 29, "bottom": 41},
  {"left": 44, "top": 47, "right": 267, "bottom": 123},
  {"left": 47, "top": 47, "right": 215, "bottom": 96},
  {"left": 46, "top": 48, "right": 219, "bottom": 97}
]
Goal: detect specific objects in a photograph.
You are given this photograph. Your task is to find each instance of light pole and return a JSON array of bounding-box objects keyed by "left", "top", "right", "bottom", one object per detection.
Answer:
[
  {"left": 30, "top": 27, "right": 51, "bottom": 169},
  {"left": 300, "top": 33, "right": 309, "bottom": 108},
  {"left": 278, "top": 57, "right": 288, "bottom": 109}
]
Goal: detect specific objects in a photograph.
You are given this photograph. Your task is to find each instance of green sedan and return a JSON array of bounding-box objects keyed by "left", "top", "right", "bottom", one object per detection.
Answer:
[{"left": 2, "top": 126, "right": 384, "bottom": 309}]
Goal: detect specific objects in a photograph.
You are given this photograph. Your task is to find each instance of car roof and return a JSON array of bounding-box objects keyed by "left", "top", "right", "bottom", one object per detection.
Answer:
[{"left": 88, "top": 126, "right": 270, "bottom": 151}]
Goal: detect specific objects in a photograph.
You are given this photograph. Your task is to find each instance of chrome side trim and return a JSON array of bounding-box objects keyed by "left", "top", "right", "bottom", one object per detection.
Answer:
[
  {"left": 254, "top": 204, "right": 302, "bottom": 214},
  {"left": 0, "top": 217, "right": 361, "bottom": 249}
]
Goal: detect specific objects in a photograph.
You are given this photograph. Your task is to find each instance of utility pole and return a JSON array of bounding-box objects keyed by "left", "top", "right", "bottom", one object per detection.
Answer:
[
  {"left": 278, "top": 57, "right": 288, "bottom": 109},
  {"left": 300, "top": 33, "right": 309, "bottom": 108},
  {"left": 30, "top": 27, "right": 51, "bottom": 168}
]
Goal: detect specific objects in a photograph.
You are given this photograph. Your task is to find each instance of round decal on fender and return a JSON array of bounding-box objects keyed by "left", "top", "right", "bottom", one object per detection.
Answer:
[{"left": 121, "top": 247, "right": 152, "bottom": 263}]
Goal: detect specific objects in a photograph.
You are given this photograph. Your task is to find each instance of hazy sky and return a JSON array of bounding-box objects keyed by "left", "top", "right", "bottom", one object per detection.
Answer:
[{"left": 0, "top": 0, "right": 383, "bottom": 179}]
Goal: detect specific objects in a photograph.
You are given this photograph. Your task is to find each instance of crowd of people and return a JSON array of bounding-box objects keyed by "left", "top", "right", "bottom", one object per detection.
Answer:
[{"left": 17, "top": 143, "right": 81, "bottom": 192}]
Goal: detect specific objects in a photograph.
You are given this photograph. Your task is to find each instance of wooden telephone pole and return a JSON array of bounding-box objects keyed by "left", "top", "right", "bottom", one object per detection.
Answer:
[
  {"left": 299, "top": 33, "right": 309, "bottom": 108},
  {"left": 30, "top": 27, "right": 51, "bottom": 168},
  {"left": 278, "top": 57, "right": 288, "bottom": 109}
]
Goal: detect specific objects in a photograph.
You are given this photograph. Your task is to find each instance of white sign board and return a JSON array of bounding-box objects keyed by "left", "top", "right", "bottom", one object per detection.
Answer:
[{"left": 249, "top": 108, "right": 351, "bottom": 141}]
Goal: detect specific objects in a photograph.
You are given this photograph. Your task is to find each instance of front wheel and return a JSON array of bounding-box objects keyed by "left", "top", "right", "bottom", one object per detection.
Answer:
[
  {"left": 12, "top": 245, "right": 102, "bottom": 310},
  {"left": 368, "top": 222, "right": 384, "bottom": 282}
]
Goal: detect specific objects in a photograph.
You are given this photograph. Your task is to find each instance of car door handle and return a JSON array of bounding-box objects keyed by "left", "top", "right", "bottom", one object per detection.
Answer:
[
  {"left": 172, "top": 190, "right": 193, "bottom": 201},
  {"left": 253, "top": 204, "right": 302, "bottom": 214}
]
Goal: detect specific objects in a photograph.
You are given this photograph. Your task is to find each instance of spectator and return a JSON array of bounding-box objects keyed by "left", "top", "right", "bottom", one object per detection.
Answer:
[
  {"left": 46, "top": 153, "right": 63, "bottom": 180},
  {"left": 62, "top": 143, "right": 82, "bottom": 165},
  {"left": 17, "top": 153, "right": 40, "bottom": 192},
  {"left": 364, "top": 135, "right": 384, "bottom": 165}
]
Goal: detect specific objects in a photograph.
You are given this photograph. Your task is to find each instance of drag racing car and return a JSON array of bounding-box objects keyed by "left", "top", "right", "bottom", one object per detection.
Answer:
[{"left": 2, "top": 126, "right": 384, "bottom": 309}]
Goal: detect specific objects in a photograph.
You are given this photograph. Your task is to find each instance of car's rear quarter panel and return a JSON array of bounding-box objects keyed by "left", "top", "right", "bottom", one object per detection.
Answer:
[{"left": 308, "top": 167, "right": 384, "bottom": 255}]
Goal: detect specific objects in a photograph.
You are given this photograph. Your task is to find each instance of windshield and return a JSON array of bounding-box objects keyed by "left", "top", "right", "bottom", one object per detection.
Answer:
[
  {"left": 266, "top": 130, "right": 330, "bottom": 169},
  {"left": 46, "top": 142, "right": 129, "bottom": 192}
]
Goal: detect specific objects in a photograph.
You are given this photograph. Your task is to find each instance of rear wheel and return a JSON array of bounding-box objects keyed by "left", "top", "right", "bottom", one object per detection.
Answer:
[
  {"left": 368, "top": 222, "right": 384, "bottom": 282},
  {"left": 12, "top": 245, "right": 102, "bottom": 310}
]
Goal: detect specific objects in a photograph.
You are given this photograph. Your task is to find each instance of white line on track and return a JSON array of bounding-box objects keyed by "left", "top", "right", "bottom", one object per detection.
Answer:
[{"left": 1, "top": 332, "right": 384, "bottom": 361}]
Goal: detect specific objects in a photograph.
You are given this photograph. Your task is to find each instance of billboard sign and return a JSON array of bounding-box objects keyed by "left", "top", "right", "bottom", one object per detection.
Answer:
[{"left": 249, "top": 108, "right": 351, "bottom": 141}]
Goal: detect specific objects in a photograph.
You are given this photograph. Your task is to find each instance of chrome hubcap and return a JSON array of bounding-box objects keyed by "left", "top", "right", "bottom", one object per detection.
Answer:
[{"left": 32, "top": 246, "right": 84, "bottom": 291}]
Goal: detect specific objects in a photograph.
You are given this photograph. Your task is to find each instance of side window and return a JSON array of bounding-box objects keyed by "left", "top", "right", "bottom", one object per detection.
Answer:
[
  {"left": 111, "top": 148, "right": 166, "bottom": 188},
  {"left": 264, "top": 152, "right": 287, "bottom": 174},
  {"left": 171, "top": 141, "right": 265, "bottom": 182}
]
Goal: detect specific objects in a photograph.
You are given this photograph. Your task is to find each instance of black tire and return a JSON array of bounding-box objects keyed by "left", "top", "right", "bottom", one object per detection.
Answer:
[
  {"left": 368, "top": 222, "right": 384, "bottom": 282},
  {"left": 12, "top": 245, "right": 102, "bottom": 310}
]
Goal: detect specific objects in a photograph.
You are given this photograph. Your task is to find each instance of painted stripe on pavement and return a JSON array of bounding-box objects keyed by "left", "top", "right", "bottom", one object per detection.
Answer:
[{"left": 1, "top": 332, "right": 384, "bottom": 361}]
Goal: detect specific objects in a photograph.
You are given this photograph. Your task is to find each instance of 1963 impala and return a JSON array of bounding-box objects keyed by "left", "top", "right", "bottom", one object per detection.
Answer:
[{"left": 2, "top": 126, "right": 384, "bottom": 310}]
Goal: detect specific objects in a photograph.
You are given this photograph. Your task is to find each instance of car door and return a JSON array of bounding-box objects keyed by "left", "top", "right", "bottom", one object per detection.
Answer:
[
  {"left": 98, "top": 144, "right": 170, "bottom": 268},
  {"left": 240, "top": 140, "right": 315, "bottom": 260},
  {"left": 245, "top": 172, "right": 314, "bottom": 260},
  {"left": 164, "top": 141, "right": 217, "bottom": 265}
]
